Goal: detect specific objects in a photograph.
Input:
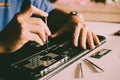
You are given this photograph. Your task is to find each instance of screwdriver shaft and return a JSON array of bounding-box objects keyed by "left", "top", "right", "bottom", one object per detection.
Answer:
[{"left": 45, "top": 17, "right": 48, "bottom": 52}]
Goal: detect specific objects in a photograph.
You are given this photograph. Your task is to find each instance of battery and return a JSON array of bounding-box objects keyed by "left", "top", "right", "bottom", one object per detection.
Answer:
[{"left": 91, "top": 49, "right": 112, "bottom": 58}]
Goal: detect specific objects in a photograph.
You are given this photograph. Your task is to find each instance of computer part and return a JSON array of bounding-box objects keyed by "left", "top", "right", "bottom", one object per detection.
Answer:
[{"left": 0, "top": 35, "right": 106, "bottom": 80}]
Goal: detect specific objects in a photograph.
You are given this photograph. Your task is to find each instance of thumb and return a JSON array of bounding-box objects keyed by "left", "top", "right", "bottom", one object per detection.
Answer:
[
  {"left": 51, "top": 23, "right": 70, "bottom": 38},
  {"left": 21, "top": 5, "right": 48, "bottom": 17},
  {"left": 51, "top": 27, "right": 65, "bottom": 38}
]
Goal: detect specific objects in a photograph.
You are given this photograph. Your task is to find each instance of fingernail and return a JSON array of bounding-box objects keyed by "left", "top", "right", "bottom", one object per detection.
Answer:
[
  {"left": 43, "top": 38, "right": 46, "bottom": 43},
  {"left": 83, "top": 45, "right": 86, "bottom": 50},
  {"left": 74, "top": 42, "right": 78, "bottom": 47},
  {"left": 98, "top": 41, "right": 101, "bottom": 45},
  {"left": 91, "top": 45, "right": 95, "bottom": 49},
  {"left": 41, "top": 42, "right": 44, "bottom": 46},
  {"left": 48, "top": 31, "right": 51, "bottom": 36},
  {"left": 51, "top": 33, "right": 57, "bottom": 38},
  {"left": 45, "top": 13, "right": 48, "bottom": 17},
  {"left": 81, "top": 43, "right": 86, "bottom": 50},
  {"left": 51, "top": 35, "right": 55, "bottom": 38}
]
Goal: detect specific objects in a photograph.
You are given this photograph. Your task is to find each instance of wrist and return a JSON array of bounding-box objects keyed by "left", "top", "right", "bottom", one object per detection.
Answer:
[{"left": 68, "top": 11, "right": 85, "bottom": 25}]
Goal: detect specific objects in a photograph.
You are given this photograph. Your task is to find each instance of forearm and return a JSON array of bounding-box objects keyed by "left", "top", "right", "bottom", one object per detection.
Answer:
[{"left": 0, "top": 22, "right": 18, "bottom": 53}]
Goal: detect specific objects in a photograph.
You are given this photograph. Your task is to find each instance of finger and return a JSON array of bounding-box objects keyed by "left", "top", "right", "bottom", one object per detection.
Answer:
[
  {"left": 28, "top": 33, "right": 44, "bottom": 46},
  {"left": 41, "top": 20, "right": 51, "bottom": 36},
  {"left": 80, "top": 27, "right": 87, "bottom": 49},
  {"left": 92, "top": 32, "right": 100, "bottom": 45},
  {"left": 21, "top": 5, "right": 48, "bottom": 17},
  {"left": 73, "top": 23, "right": 82, "bottom": 47},
  {"left": 25, "top": 23, "right": 46, "bottom": 42},
  {"left": 26, "top": 17, "right": 42, "bottom": 25},
  {"left": 37, "top": 28, "right": 46, "bottom": 43},
  {"left": 87, "top": 30, "right": 95, "bottom": 49},
  {"left": 27, "top": 18, "right": 51, "bottom": 36},
  {"left": 51, "top": 22, "right": 70, "bottom": 38}
]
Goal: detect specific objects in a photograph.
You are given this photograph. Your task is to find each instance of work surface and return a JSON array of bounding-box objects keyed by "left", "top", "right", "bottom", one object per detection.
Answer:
[
  {"left": 53, "top": 2, "right": 120, "bottom": 23},
  {"left": 49, "top": 22, "right": 120, "bottom": 80}
]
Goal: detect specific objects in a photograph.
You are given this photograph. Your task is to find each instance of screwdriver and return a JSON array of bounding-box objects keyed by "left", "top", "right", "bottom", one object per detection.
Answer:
[
  {"left": 84, "top": 58, "right": 104, "bottom": 72},
  {"left": 45, "top": 17, "right": 48, "bottom": 52}
]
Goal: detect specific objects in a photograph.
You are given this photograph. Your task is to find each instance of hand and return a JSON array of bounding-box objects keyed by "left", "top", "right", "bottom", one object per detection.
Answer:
[
  {"left": 0, "top": 5, "right": 51, "bottom": 53},
  {"left": 51, "top": 13, "right": 100, "bottom": 49}
]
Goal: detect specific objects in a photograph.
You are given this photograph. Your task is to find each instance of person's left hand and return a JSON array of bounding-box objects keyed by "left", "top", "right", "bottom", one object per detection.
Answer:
[{"left": 51, "top": 13, "right": 100, "bottom": 49}]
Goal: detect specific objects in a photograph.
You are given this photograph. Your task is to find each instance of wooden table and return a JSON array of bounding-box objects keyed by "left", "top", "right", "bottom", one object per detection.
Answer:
[{"left": 53, "top": 2, "right": 120, "bottom": 23}]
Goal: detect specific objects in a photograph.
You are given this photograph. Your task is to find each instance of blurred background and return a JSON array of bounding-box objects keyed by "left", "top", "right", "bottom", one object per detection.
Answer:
[{"left": 50, "top": 0, "right": 120, "bottom": 23}]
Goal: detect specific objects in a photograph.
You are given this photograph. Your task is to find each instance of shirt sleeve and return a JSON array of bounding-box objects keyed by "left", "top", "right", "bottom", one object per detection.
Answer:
[{"left": 30, "top": 0, "right": 54, "bottom": 13}]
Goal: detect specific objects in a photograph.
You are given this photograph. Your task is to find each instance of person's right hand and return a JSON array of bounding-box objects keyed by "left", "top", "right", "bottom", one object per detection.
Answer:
[{"left": 0, "top": 5, "right": 51, "bottom": 53}]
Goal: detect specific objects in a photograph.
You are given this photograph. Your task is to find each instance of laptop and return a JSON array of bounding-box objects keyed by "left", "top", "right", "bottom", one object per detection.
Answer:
[{"left": 0, "top": 34, "right": 106, "bottom": 80}]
